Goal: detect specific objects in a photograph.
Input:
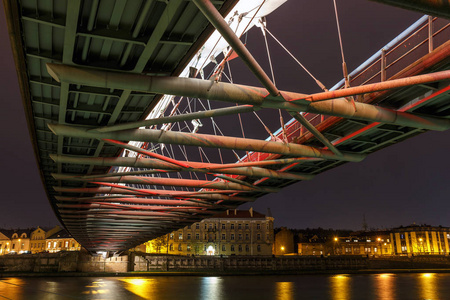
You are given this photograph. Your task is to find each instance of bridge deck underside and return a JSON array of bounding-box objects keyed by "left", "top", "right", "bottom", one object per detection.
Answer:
[{"left": 4, "top": 0, "right": 450, "bottom": 252}]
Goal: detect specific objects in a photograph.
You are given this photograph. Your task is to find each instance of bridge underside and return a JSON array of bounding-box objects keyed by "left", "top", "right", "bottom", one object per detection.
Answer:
[{"left": 4, "top": 0, "right": 450, "bottom": 253}]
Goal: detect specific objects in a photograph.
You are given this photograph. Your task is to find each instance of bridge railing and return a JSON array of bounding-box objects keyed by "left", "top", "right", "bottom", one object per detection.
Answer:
[{"left": 243, "top": 16, "right": 449, "bottom": 164}]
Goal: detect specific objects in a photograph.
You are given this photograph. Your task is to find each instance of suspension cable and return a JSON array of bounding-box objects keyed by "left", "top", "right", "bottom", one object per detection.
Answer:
[
  {"left": 332, "top": 0, "right": 350, "bottom": 88},
  {"left": 264, "top": 27, "right": 328, "bottom": 92}
]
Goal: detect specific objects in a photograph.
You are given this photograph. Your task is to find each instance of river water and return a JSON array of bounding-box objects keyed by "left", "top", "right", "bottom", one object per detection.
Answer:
[{"left": 0, "top": 273, "right": 449, "bottom": 299}]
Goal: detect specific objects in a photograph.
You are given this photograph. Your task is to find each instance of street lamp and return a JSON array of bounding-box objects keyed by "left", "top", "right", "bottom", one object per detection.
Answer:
[
  {"left": 333, "top": 237, "right": 338, "bottom": 255},
  {"left": 376, "top": 237, "right": 382, "bottom": 256}
]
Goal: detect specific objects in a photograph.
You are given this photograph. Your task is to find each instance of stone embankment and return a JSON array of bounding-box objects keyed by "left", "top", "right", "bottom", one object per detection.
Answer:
[{"left": 1, "top": 252, "right": 450, "bottom": 275}]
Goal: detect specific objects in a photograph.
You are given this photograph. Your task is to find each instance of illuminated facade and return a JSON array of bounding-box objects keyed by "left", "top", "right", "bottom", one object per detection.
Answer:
[
  {"left": 46, "top": 229, "right": 81, "bottom": 253},
  {"left": 295, "top": 225, "right": 450, "bottom": 257},
  {"left": 390, "top": 225, "right": 450, "bottom": 256},
  {"left": 336, "top": 233, "right": 393, "bottom": 256},
  {"left": 0, "top": 229, "right": 32, "bottom": 254},
  {"left": 145, "top": 208, "right": 274, "bottom": 256},
  {"left": 0, "top": 226, "right": 81, "bottom": 255}
]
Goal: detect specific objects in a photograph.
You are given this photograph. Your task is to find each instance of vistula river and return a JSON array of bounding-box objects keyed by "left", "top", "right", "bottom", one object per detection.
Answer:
[{"left": 0, "top": 273, "right": 449, "bottom": 299}]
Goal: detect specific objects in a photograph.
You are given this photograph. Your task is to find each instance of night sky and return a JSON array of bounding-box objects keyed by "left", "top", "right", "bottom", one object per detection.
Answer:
[{"left": 0, "top": 1, "right": 449, "bottom": 231}]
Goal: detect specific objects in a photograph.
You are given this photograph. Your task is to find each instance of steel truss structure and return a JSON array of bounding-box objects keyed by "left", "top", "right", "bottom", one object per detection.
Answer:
[{"left": 4, "top": 0, "right": 450, "bottom": 253}]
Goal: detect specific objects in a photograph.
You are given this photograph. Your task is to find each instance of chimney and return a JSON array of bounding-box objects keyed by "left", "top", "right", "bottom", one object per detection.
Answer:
[{"left": 249, "top": 207, "right": 253, "bottom": 217}]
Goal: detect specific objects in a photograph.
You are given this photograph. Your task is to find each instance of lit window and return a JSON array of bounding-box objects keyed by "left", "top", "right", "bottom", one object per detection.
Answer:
[
  {"left": 65, "top": 241, "right": 68, "bottom": 248},
  {"left": 187, "top": 245, "right": 191, "bottom": 252},
  {"left": 178, "top": 233, "right": 183, "bottom": 240},
  {"left": 48, "top": 242, "right": 51, "bottom": 248},
  {"left": 54, "top": 242, "right": 57, "bottom": 248},
  {"left": 169, "top": 233, "right": 174, "bottom": 240}
]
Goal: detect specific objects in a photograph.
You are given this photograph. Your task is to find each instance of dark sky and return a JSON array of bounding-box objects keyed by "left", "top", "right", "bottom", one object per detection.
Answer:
[{"left": 0, "top": 1, "right": 449, "bottom": 231}]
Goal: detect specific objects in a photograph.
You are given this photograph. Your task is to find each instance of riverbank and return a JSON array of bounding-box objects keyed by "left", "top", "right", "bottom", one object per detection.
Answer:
[
  {"left": 2, "top": 252, "right": 450, "bottom": 277},
  {"left": 2, "top": 268, "right": 450, "bottom": 278}
]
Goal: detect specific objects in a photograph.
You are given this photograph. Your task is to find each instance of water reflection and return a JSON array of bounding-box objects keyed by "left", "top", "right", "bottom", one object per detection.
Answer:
[
  {"left": 276, "top": 281, "right": 294, "bottom": 300},
  {"left": 0, "top": 277, "right": 25, "bottom": 299},
  {"left": 200, "top": 276, "right": 223, "bottom": 300},
  {"left": 374, "top": 273, "right": 396, "bottom": 300},
  {"left": 330, "top": 274, "right": 350, "bottom": 300},
  {"left": 419, "top": 273, "right": 438, "bottom": 300},
  {"left": 120, "top": 278, "right": 157, "bottom": 298},
  {"left": 82, "top": 279, "right": 111, "bottom": 296}
]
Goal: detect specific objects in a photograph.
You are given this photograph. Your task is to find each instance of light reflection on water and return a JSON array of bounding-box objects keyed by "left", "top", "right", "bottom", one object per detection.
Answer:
[
  {"left": 419, "top": 273, "right": 438, "bottom": 300},
  {"left": 330, "top": 274, "right": 350, "bottom": 300},
  {"left": 0, "top": 273, "right": 447, "bottom": 299},
  {"left": 276, "top": 281, "right": 294, "bottom": 300},
  {"left": 200, "top": 277, "right": 223, "bottom": 300},
  {"left": 374, "top": 273, "right": 396, "bottom": 300}
]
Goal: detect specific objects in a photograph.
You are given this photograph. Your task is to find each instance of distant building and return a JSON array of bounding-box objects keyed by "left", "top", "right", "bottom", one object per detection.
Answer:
[
  {"left": 0, "top": 229, "right": 33, "bottom": 254},
  {"left": 0, "top": 226, "right": 81, "bottom": 255},
  {"left": 46, "top": 229, "right": 81, "bottom": 253},
  {"left": 293, "top": 225, "right": 450, "bottom": 257},
  {"left": 145, "top": 208, "right": 274, "bottom": 256},
  {"left": 274, "top": 227, "right": 295, "bottom": 255},
  {"left": 336, "top": 231, "right": 392, "bottom": 256},
  {"left": 390, "top": 225, "right": 450, "bottom": 256},
  {"left": 30, "top": 227, "right": 47, "bottom": 254},
  {"left": 298, "top": 235, "right": 327, "bottom": 256}
]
